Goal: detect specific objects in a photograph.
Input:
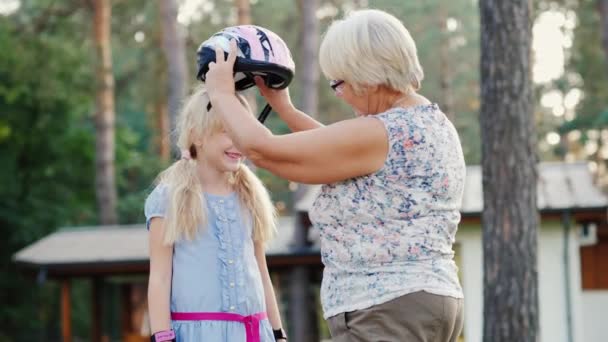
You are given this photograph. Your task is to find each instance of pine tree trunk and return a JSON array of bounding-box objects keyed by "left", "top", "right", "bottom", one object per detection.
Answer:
[
  {"left": 92, "top": 0, "right": 117, "bottom": 225},
  {"left": 298, "top": 0, "right": 319, "bottom": 119},
  {"left": 598, "top": 0, "right": 608, "bottom": 73},
  {"left": 154, "top": 8, "right": 170, "bottom": 161},
  {"left": 479, "top": 1, "right": 539, "bottom": 341},
  {"left": 236, "top": 0, "right": 252, "bottom": 25},
  {"left": 159, "top": 0, "right": 188, "bottom": 154},
  {"left": 289, "top": 1, "right": 320, "bottom": 342},
  {"left": 438, "top": 6, "right": 455, "bottom": 122},
  {"left": 155, "top": 98, "right": 170, "bottom": 161},
  {"left": 235, "top": 0, "right": 258, "bottom": 115}
]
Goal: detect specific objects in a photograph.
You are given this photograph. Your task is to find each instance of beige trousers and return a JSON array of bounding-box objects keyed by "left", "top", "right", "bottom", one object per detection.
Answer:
[{"left": 327, "top": 291, "right": 464, "bottom": 342}]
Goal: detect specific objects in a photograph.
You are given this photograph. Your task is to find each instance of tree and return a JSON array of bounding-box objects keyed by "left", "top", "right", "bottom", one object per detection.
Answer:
[
  {"left": 92, "top": 0, "right": 118, "bottom": 225},
  {"left": 235, "top": 0, "right": 258, "bottom": 115},
  {"left": 159, "top": 0, "right": 188, "bottom": 154},
  {"left": 599, "top": 0, "right": 608, "bottom": 72},
  {"left": 0, "top": 3, "right": 98, "bottom": 339},
  {"left": 550, "top": 0, "right": 608, "bottom": 183},
  {"left": 297, "top": 0, "right": 320, "bottom": 119},
  {"left": 479, "top": 1, "right": 539, "bottom": 341},
  {"left": 288, "top": 1, "right": 320, "bottom": 341},
  {"left": 152, "top": 7, "right": 171, "bottom": 162},
  {"left": 438, "top": 4, "right": 455, "bottom": 122}
]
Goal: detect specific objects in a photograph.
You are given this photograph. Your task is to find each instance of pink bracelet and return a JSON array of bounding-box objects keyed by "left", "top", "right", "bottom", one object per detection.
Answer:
[{"left": 151, "top": 329, "right": 175, "bottom": 342}]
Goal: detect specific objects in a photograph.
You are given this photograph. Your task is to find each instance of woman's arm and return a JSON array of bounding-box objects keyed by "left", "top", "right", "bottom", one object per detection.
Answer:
[
  {"left": 255, "top": 241, "right": 286, "bottom": 341},
  {"left": 207, "top": 42, "right": 388, "bottom": 184},
  {"left": 214, "top": 92, "right": 387, "bottom": 184},
  {"left": 148, "top": 218, "right": 173, "bottom": 334},
  {"left": 253, "top": 77, "right": 323, "bottom": 132}
]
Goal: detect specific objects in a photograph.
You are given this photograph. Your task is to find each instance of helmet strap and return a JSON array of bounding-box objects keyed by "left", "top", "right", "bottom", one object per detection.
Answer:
[{"left": 257, "top": 104, "right": 273, "bottom": 123}]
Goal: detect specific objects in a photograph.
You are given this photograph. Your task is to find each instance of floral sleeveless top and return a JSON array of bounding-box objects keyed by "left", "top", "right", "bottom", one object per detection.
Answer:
[{"left": 310, "top": 104, "right": 466, "bottom": 319}]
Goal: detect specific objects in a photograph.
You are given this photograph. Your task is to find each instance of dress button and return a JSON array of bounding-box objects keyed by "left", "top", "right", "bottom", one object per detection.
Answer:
[
  {"left": 230, "top": 282, "right": 235, "bottom": 287},
  {"left": 229, "top": 305, "right": 235, "bottom": 311},
  {"left": 219, "top": 199, "right": 224, "bottom": 204},
  {"left": 228, "top": 259, "right": 234, "bottom": 264}
]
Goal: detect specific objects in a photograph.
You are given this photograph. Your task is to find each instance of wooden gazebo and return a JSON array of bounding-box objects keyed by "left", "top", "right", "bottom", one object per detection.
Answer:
[
  {"left": 13, "top": 216, "right": 320, "bottom": 341},
  {"left": 14, "top": 161, "right": 608, "bottom": 342}
]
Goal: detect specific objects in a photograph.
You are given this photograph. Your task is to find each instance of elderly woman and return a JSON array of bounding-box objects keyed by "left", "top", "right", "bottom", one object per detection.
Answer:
[{"left": 206, "top": 9, "right": 465, "bottom": 342}]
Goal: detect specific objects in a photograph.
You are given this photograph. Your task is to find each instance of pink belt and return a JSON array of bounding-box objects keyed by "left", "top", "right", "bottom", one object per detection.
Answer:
[{"left": 171, "top": 311, "right": 268, "bottom": 342}]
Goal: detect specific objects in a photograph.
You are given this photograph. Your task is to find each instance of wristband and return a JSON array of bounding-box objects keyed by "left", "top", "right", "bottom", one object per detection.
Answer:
[
  {"left": 273, "top": 328, "right": 287, "bottom": 341},
  {"left": 150, "top": 329, "right": 176, "bottom": 342}
]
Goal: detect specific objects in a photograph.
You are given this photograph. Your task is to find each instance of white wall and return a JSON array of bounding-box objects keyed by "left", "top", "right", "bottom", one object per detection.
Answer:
[
  {"left": 581, "top": 291, "right": 608, "bottom": 342},
  {"left": 458, "top": 225, "right": 483, "bottom": 342},
  {"left": 457, "top": 222, "right": 584, "bottom": 342}
]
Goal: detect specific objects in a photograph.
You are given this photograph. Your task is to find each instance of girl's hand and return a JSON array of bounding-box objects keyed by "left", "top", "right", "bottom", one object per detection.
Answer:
[
  {"left": 254, "top": 76, "right": 295, "bottom": 115},
  {"left": 206, "top": 40, "right": 238, "bottom": 101}
]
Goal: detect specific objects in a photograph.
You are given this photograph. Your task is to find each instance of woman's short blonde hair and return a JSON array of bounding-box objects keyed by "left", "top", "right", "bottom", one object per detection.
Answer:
[{"left": 319, "top": 9, "right": 424, "bottom": 94}]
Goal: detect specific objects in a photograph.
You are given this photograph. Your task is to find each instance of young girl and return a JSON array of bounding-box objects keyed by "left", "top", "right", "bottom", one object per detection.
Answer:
[{"left": 145, "top": 87, "right": 287, "bottom": 342}]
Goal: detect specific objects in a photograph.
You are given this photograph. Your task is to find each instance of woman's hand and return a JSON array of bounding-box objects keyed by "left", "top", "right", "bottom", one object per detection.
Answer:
[
  {"left": 254, "top": 76, "right": 295, "bottom": 115},
  {"left": 205, "top": 40, "right": 238, "bottom": 101}
]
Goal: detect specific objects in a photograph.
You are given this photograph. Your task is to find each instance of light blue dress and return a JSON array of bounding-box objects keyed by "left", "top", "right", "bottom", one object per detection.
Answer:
[{"left": 145, "top": 185, "right": 275, "bottom": 342}]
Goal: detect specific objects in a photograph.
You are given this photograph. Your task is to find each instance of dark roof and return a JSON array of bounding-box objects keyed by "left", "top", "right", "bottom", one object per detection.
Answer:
[{"left": 13, "top": 217, "right": 320, "bottom": 276}]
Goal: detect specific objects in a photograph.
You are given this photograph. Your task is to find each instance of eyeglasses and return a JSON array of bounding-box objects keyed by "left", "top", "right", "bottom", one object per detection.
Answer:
[{"left": 329, "top": 80, "right": 344, "bottom": 92}]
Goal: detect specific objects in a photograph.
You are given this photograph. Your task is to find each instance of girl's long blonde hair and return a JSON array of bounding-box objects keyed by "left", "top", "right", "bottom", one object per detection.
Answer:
[{"left": 156, "top": 86, "right": 276, "bottom": 245}]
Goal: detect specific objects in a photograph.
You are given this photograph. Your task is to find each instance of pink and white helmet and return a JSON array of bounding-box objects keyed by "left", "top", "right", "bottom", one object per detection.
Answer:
[{"left": 196, "top": 25, "right": 295, "bottom": 91}]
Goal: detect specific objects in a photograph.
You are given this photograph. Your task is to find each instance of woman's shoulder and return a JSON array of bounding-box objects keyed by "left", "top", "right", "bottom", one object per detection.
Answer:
[
  {"left": 375, "top": 103, "right": 447, "bottom": 132},
  {"left": 382, "top": 103, "right": 440, "bottom": 117}
]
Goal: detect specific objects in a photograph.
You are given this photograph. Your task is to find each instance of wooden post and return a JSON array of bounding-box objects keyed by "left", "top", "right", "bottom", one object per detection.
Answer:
[
  {"left": 289, "top": 212, "right": 315, "bottom": 342},
  {"left": 270, "top": 271, "right": 284, "bottom": 322},
  {"left": 61, "top": 279, "right": 72, "bottom": 342},
  {"left": 92, "top": 278, "right": 103, "bottom": 342},
  {"left": 121, "top": 284, "right": 134, "bottom": 339}
]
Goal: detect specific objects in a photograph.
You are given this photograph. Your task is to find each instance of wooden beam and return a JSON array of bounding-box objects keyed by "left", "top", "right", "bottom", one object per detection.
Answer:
[
  {"left": 91, "top": 277, "right": 102, "bottom": 342},
  {"left": 61, "top": 279, "right": 72, "bottom": 342},
  {"left": 267, "top": 254, "right": 322, "bottom": 267}
]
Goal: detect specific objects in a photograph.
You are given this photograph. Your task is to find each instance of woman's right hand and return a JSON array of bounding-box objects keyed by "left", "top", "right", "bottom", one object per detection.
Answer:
[{"left": 254, "top": 76, "right": 295, "bottom": 115}]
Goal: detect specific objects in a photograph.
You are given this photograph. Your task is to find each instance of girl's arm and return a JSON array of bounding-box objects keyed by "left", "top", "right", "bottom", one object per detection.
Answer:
[
  {"left": 255, "top": 241, "right": 287, "bottom": 341},
  {"left": 148, "top": 218, "right": 173, "bottom": 334}
]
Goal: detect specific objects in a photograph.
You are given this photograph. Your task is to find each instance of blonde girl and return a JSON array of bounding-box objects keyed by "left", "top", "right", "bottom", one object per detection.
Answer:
[{"left": 145, "top": 87, "right": 287, "bottom": 342}]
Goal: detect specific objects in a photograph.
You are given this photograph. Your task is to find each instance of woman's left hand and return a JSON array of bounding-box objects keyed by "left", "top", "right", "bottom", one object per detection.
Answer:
[{"left": 205, "top": 39, "right": 238, "bottom": 101}]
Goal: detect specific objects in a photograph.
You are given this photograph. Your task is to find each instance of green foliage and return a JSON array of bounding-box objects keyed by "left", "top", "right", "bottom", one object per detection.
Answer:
[
  {"left": 0, "top": 6, "right": 96, "bottom": 338},
  {"left": 0, "top": 1, "right": 487, "bottom": 335},
  {"left": 568, "top": 0, "right": 608, "bottom": 128},
  {"left": 0, "top": 0, "right": 165, "bottom": 339},
  {"left": 5, "top": 0, "right": 603, "bottom": 339},
  {"left": 535, "top": 0, "right": 608, "bottom": 161}
]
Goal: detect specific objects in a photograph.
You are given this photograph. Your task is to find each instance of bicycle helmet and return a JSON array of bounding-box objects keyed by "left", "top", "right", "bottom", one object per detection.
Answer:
[{"left": 196, "top": 25, "right": 295, "bottom": 123}]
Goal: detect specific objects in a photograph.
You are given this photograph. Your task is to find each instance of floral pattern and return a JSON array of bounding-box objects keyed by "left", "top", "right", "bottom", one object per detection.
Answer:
[{"left": 310, "top": 104, "right": 466, "bottom": 319}]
